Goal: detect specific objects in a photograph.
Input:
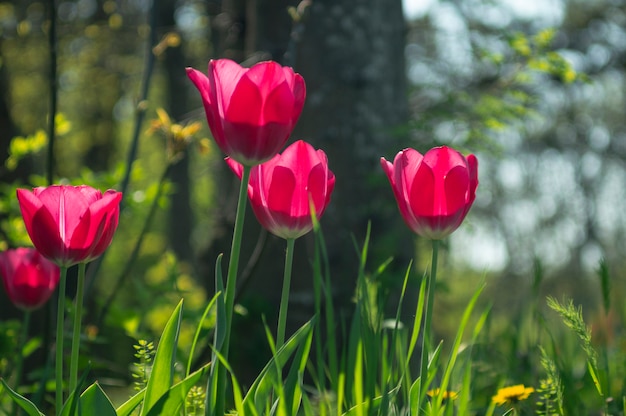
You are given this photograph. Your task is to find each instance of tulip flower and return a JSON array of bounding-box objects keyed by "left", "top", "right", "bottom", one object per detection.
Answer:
[
  {"left": 381, "top": 146, "right": 478, "bottom": 240},
  {"left": 227, "top": 140, "right": 335, "bottom": 239},
  {"left": 16, "top": 185, "right": 123, "bottom": 267},
  {"left": 187, "top": 59, "right": 306, "bottom": 166},
  {"left": 382, "top": 146, "right": 478, "bottom": 412},
  {"left": 0, "top": 248, "right": 60, "bottom": 311}
]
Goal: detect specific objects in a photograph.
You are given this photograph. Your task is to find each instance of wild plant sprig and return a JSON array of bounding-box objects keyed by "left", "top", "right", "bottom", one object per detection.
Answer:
[
  {"left": 546, "top": 296, "right": 603, "bottom": 398},
  {"left": 546, "top": 297, "right": 597, "bottom": 369},
  {"left": 186, "top": 385, "right": 206, "bottom": 415},
  {"left": 132, "top": 339, "right": 155, "bottom": 392},
  {"left": 536, "top": 346, "right": 564, "bottom": 416}
]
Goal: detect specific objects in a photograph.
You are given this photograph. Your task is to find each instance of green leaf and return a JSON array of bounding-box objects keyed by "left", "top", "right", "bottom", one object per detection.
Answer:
[
  {"left": 206, "top": 254, "right": 226, "bottom": 414},
  {"left": 59, "top": 364, "right": 91, "bottom": 416},
  {"left": 145, "top": 363, "right": 211, "bottom": 416},
  {"left": 244, "top": 319, "right": 315, "bottom": 411},
  {"left": 186, "top": 291, "right": 220, "bottom": 376},
  {"left": 0, "top": 379, "right": 44, "bottom": 416},
  {"left": 431, "top": 282, "right": 485, "bottom": 413},
  {"left": 116, "top": 388, "right": 145, "bottom": 416},
  {"left": 79, "top": 383, "right": 116, "bottom": 416},
  {"left": 141, "top": 299, "right": 184, "bottom": 416},
  {"left": 284, "top": 323, "right": 314, "bottom": 416}
]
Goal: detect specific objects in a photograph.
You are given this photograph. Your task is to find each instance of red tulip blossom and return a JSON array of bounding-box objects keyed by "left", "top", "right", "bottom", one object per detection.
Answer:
[
  {"left": 187, "top": 59, "right": 306, "bottom": 166},
  {"left": 0, "top": 247, "right": 60, "bottom": 311},
  {"left": 16, "top": 185, "right": 123, "bottom": 267},
  {"left": 227, "top": 140, "right": 335, "bottom": 239},
  {"left": 381, "top": 146, "right": 478, "bottom": 240}
]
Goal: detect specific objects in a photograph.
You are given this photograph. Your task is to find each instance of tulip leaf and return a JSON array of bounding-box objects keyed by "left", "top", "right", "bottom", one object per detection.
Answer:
[
  {"left": 78, "top": 383, "right": 116, "bottom": 416},
  {"left": 116, "top": 387, "right": 145, "bottom": 416},
  {"left": 0, "top": 379, "right": 44, "bottom": 416},
  {"left": 206, "top": 254, "right": 226, "bottom": 412},
  {"left": 244, "top": 318, "right": 315, "bottom": 410},
  {"left": 58, "top": 364, "right": 91, "bottom": 416},
  {"left": 186, "top": 290, "right": 220, "bottom": 376},
  {"left": 140, "top": 299, "right": 184, "bottom": 416},
  {"left": 144, "top": 363, "right": 211, "bottom": 416}
]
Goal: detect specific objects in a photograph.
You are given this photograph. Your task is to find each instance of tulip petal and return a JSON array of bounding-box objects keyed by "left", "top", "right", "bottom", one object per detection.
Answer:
[
  {"left": 211, "top": 59, "right": 248, "bottom": 114},
  {"left": 187, "top": 67, "right": 225, "bottom": 148},
  {"left": 307, "top": 163, "right": 328, "bottom": 216},
  {"left": 409, "top": 160, "right": 436, "bottom": 217},
  {"left": 267, "top": 165, "right": 296, "bottom": 216},
  {"left": 35, "top": 186, "right": 90, "bottom": 244},
  {"left": 70, "top": 191, "right": 122, "bottom": 260},
  {"left": 444, "top": 165, "right": 470, "bottom": 215},
  {"left": 467, "top": 154, "right": 479, "bottom": 204},
  {"left": 17, "top": 189, "right": 66, "bottom": 261},
  {"left": 225, "top": 75, "right": 263, "bottom": 125}
]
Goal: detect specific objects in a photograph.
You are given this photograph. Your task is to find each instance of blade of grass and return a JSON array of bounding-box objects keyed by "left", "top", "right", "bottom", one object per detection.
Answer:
[
  {"left": 145, "top": 363, "right": 212, "bottom": 416},
  {"left": 244, "top": 319, "right": 316, "bottom": 411},
  {"left": 116, "top": 387, "right": 145, "bottom": 416},
  {"left": 0, "top": 379, "right": 44, "bottom": 416},
  {"left": 433, "top": 282, "right": 485, "bottom": 413},
  {"left": 206, "top": 254, "right": 226, "bottom": 415},
  {"left": 140, "top": 300, "right": 183, "bottom": 415},
  {"left": 186, "top": 291, "right": 220, "bottom": 376}
]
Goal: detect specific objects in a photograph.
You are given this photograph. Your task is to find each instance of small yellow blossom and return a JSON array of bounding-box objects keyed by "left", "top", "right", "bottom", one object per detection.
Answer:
[
  {"left": 427, "top": 388, "right": 459, "bottom": 401},
  {"left": 147, "top": 108, "right": 206, "bottom": 162},
  {"left": 492, "top": 384, "right": 534, "bottom": 406}
]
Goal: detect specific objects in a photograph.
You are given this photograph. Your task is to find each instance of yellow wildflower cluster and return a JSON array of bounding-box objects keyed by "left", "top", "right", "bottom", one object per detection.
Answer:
[{"left": 492, "top": 384, "right": 535, "bottom": 406}]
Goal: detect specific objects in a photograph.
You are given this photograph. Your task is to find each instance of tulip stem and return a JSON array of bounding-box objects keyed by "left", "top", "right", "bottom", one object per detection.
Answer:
[
  {"left": 12, "top": 309, "right": 31, "bottom": 415},
  {"left": 69, "top": 262, "right": 86, "bottom": 395},
  {"left": 277, "top": 238, "right": 296, "bottom": 349},
  {"left": 223, "top": 164, "right": 251, "bottom": 349},
  {"left": 417, "top": 239, "right": 439, "bottom": 411},
  {"left": 55, "top": 266, "right": 67, "bottom": 415},
  {"left": 214, "top": 164, "right": 251, "bottom": 416}
]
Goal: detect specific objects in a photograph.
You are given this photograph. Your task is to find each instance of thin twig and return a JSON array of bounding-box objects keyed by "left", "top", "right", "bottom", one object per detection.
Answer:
[
  {"left": 85, "top": 0, "right": 158, "bottom": 292},
  {"left": 96, "top": 164, "right": 172, "bottom": 327}
]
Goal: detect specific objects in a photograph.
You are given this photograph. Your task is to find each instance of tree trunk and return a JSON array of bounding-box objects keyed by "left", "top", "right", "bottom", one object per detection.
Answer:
[
  {"left": 233, "top": 0, "right": 415, "bottom": 362},
  {"left": 197, "top": 0, "right": 414, "bottom": 379}
]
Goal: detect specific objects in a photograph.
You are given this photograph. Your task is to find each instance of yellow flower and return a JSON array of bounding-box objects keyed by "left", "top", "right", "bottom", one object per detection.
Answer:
[
  {"left": 147, "top": 108, "right": 207, "bottom": 162},
  {"left": 427, "top": 388, "right": 459, "bottom": 401},
  {"left": 492, "top": 384, "right": 534, "bottom": 406}
]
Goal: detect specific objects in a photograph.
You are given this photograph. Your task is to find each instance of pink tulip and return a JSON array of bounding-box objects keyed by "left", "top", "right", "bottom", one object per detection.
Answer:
[
  {"left": 187, "top": 59, "right": 306, "bottom": 166},
  {"left": 16, "top": 185, "right": 123, "bottom": 267},
  {"left": 0, "top": 248, "right": 60, "bottom": 311},
  {"left": 381, "top": 146, "right": 478, "bottom": 240},
  {"left": 227, "top": 140, "right": 335, "bottom": 239}
]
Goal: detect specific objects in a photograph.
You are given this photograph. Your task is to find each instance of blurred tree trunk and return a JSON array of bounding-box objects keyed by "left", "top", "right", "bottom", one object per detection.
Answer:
[
  {"left": 157, "top": 0, "right": 195, "bottom": 265},
  {"left": 243, "top": 0, "right": 414, "bottom": 370},
  {"left": 291, "top": 0, "right": 413, "bottom": 310},
  {"left": 0, "top": 38, "right": 27, "bottom": 185},
  {"left": 197, "top": 0, "right": 413, "bottom": 378}
]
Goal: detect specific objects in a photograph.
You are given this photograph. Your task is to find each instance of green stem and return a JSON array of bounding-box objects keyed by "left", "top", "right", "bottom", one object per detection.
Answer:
[
  {"left": 417, "top": 239, "right": 439, "bottom": 412},
  {"left": 312, "top": 230, "right": 325, "bottom": 396},
  {"left": 11, "top": 310, "right": 31, "bottom": 416},
  {"left": 223, "top": 164, "right": 251, "bottom": 350},
  {"left": 55, "top": 266, "right": 67, "bottom": 416},
  {"left": 214, "top": 164, "right": 251, "bottom": 416},
  {"left": 69, "top": 263, "right": 86, "bottom": 395},
  {"left": 277, "top": 238, "right": 295, "bottom": 349}
]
